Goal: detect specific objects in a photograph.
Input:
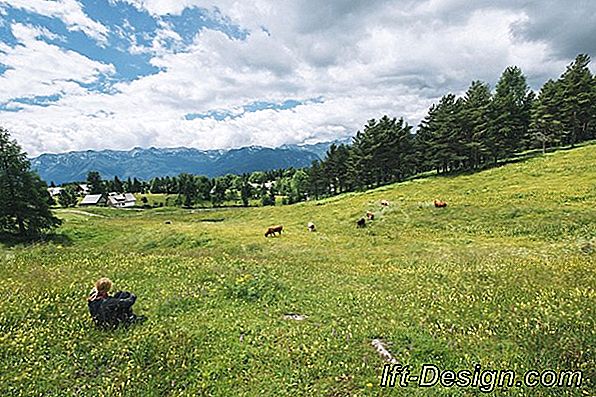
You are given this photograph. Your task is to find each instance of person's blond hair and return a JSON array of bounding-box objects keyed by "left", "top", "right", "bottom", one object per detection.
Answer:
[{"left": 95, "top": 277, "right": 112, "bottom": 293}]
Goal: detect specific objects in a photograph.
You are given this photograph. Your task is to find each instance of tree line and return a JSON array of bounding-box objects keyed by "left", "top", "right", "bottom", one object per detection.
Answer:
[
  {"left": 55, "top": 168, "right": 310, "bottom": 208},
  {"left": 306, "top": 54, "right": 595, "bottom": 198}
]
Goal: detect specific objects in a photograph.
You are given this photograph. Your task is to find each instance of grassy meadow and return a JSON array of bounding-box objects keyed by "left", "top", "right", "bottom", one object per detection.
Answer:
[{"left": 1, "top": 145, "right": 595, "bottom": 396}]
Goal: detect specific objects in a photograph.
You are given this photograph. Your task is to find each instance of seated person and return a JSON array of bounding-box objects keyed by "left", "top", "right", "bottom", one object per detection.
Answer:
[{"left": 88, "top": 277, "right": 145, "bottom": 328}]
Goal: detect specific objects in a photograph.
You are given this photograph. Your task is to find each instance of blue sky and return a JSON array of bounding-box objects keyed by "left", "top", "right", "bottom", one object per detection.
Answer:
[{"left": 0, "top": 0, "right": 594, "bottom": 156}]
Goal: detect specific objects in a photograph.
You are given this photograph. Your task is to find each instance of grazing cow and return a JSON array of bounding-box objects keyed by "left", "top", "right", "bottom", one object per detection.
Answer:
[
  {"left": 357, "top": 217, "right": 366, "bottom": 228},
  {"left": 380, "top": 199, "right": 389, "bottom": 207},
  {"left": 164, "top": 220, "right": 172, "bottom": 224},
  {"left": 366, "top": 211, "right": 375, "bottom": 220},
  {"left": 307, "top": 222, "right": 316, "bottom": 232},
  {"left": 434, "top": 199, "right": 447, "bottom": 208},
  {"left": 265, "top": 225, "right": 283, "bottom": 237}
]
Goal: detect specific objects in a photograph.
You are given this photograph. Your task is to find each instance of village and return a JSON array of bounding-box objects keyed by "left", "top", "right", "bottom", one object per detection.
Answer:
[{"left": 48, "top": 184, "right": 137, "bottom": 208}]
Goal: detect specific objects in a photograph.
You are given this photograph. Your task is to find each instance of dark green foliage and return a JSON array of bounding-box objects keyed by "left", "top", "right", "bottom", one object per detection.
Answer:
[
  {"left": 528, "top": 54, "right": 595, "bottom": 151},
  {"left": 260, "top": 185, "right": 275, "bottom": 206},
  {"left": 58, "top": 185, "right": 78, "bottom": 208},
  {"left": 307, "top": 160, "right": 326, "bottom": 200},
  {"left": 530, "top": 80, "right": 564, "bottom": 153},
  {"left": 210, "top": 177, "right": 227, "bottom": 207},
  {"left": 113, "top": 176, "right": 123, "bottom": 193},
  {"left": 175, "top": 173, "right": 201, "bottom": 207},
  {"left": 460, "top": 81, "right": 492, "bottom": 168},
  {"left": 332, "top": 116, "right": 414, "bottom": 192},
  {"left": 0, "top": 127, "right": 61, "bottom": 236},
  {"left": 239, "top": 174, "right": 252, "bottom": 207},
  {"left": 490, "top": 66, "right": 533, "bottom": 159},
  {"left": 416, "top": 94, "right": 465, "bottom": 173},
  {"left": 558, "top": 54, "right": 595, "bottom": 145},
  {"left": 323, "top": 143, "right": 353, "bottom": 193},
  {"left": 86, "top": 171, "right": 105, "bottom": 195}
]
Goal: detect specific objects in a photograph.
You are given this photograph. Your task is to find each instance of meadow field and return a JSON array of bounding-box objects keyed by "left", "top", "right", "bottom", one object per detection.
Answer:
[{"left": 1, "top": 145, "right": 595, "bottom": 396}]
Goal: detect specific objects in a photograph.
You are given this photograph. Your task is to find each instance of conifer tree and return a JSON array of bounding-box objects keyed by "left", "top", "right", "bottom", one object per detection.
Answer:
[
  {"left": 490, "top": 66, "right": 533, "bottom": 160},
  {"left": 558, "top": 54, "right": 594, "bottom": 145},
  {"left": 0, "top": 128, "right": 61, "bottom": 236}
]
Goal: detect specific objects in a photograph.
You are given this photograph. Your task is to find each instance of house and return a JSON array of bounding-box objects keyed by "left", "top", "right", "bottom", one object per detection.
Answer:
[
  {"left": 248, "top": 181, "right": 276, "bottom": 190},
  {"left": 79, "top": 194, "right": 107, "bottom": 206},
  {"left": 76, "top": 184, "right": 90, "bottom": 196},
  {"left": 47, "top": 187, "right": 63, "bottom": 198},
  {"left": 107, "top": 192, "right": 136, "bottom": 208}
]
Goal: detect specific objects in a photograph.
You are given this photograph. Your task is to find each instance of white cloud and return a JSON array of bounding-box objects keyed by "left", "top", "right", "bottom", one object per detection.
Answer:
[
  {"left": 0, "top": 23, "right": 114, "bottom": 103},
  {"left": 0, "top": 0, "right": 109, "bottom": 43},
  {"left": 1, "top": 1, "right": 593, "bottom": 157}
]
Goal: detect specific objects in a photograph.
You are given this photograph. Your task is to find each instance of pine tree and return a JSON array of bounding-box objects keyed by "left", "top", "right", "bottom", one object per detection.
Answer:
[
  {"left": 177, "top": 173, "right": 198, "bottom": 207},
  {"left": 240, "top": 174, "right": 252, "bottom": 207},
  {"left": 530, "top": 79, "right": 564, "bottom": 153},
  {"left": 414, "top": 106, "right": 438, "bottom": 173},
  {"left": 490, "top": 66, "right": 533, "bottom": 160},
  {"left": 417, "top": 95, "right": 463, "bottom": 173},
  {"left": 558, "top": 54, "right": 594, "bottom": 145},
  {"left": 132, "top": 177, "right": 142, "bottom": 193},
  {"left": 58, "top": 185, "right": 78, "bottom": 208},
  {"left": 210, "top": 178, "right": 226, "bottom": 207},
  {"left": 351, "top": 120, "right": 378, "bottom": 188},
  {"left": 324, "top": 143, "right": 353, "bottom": 194},
  {"left": 461, "top": 81, "right": 492, "bottom": 168},
  {"left": 113, "top": 176, "right": 123, "bottom": 193},
  {"left": 307, "top": 160, "right": 326, "bottom": 199},
  {"left": 0, "top": 128, "right": 61, "bottom": 236},
  {"left": 289, "top": 169, "right": 309, "bottom": 202},
  {"left": 87, "top": 171, "right": 105, "bottom": 195}
]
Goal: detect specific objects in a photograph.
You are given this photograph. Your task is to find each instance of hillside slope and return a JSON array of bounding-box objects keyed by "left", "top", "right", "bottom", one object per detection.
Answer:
[{"left": 1, "top": 144, "right": 594, "bottom": 396}]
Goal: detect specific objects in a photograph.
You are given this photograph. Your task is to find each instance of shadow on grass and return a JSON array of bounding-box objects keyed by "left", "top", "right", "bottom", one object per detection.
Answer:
[{"left": 0, "top": 232, "right": 73, "bottom": 248}]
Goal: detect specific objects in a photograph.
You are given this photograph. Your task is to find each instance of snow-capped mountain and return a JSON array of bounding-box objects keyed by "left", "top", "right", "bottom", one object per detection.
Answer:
[{"left": 30, "top": 140, "right": 350, "bottom": 184}]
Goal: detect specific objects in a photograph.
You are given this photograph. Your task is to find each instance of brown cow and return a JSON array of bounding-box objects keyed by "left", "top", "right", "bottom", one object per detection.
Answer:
[
  {"left": 366, "top": 211, "right": 375, "bottom": 220},
  {"left": 357, "top": 217, "right": 366, "bottom": 228},
  {"left": 434, "top": 199, "right": 447, "bottom": 208},
  {"left": 265, "top": 225, "right": 283, "bottom": 237}
]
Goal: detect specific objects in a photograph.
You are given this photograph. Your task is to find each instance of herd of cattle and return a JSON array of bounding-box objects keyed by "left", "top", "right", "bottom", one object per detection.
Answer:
[{"left": 264, "top": 198, "right": 448, "bottom": 237}]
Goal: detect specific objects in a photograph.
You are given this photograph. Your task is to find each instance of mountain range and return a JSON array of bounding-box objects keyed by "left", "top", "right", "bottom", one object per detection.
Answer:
[{"left": 30, "top": 139, "right": 350, "bottom": 185}]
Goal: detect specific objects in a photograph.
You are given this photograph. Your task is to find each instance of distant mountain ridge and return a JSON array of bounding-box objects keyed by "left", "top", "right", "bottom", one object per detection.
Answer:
[{"left": 30, "top": 139, "right": 352, "bottom": 185}]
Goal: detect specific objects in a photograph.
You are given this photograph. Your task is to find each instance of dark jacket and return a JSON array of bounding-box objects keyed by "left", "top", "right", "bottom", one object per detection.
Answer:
[{"left": 88, "top": 290, "right": 137, "bottom": 328}]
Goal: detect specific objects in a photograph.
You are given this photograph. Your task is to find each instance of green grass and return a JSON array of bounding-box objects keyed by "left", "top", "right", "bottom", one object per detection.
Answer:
[
  {"left": 1, "top": 145, "right": 595, "bottom": 396},
  {"left": 134, "top": 193, "right": 270, "bottom": 208}
]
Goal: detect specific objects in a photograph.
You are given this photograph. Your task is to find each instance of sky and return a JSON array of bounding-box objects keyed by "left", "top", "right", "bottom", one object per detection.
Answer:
[{"left": 0, "top": 0, "right": 594, "bottom": 156}]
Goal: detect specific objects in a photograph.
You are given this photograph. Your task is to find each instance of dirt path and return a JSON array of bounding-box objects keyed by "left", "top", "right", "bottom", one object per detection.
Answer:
[{"left": 58, "top": 209, "right": 107, "bottom": 218}]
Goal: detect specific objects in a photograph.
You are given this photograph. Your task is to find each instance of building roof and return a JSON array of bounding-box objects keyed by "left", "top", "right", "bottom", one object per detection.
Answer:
[
  {"left": 47, "top": 187, "right": 63, "bottom": 196},
  {"left": 248, "top": 181, "right": 275, "bottom": 189},
  {"left": 107, "top": 193, "right": 136, "bottom": 205},
  {"left": 80, "top": 194, "right": 104, "bottom": 205}
]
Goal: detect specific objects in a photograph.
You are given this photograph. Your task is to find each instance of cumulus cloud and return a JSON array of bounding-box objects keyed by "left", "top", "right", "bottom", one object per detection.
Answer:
[
  {"left": 0, "top": 0, "right": 594, "bottom": 156},
  {"left": 511, "top": 0, "right": 596, "bottom": 59},
  {"left": 0, "top": 0, "right": 109, "bottom": 43},
  {"left": 0, "top": 24, "right": 115, "bottom": 103}
]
